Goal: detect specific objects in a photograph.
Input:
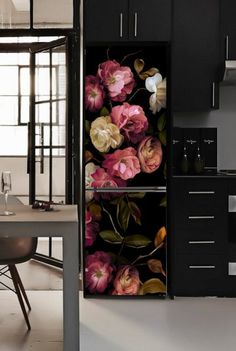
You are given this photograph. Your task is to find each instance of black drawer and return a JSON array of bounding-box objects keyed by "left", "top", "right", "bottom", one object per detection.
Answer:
[
  {"left": 174, "top": 228, "right": 226, "bottom": 254},
  {"left": 173, "top": 214, "right": 223, "bottom": 232},
  {"left": 172, "top": 179, "right": 227, "bottom": 215},
  {"left": 173, "top": 254, "right": 227, "bottom": 296}
]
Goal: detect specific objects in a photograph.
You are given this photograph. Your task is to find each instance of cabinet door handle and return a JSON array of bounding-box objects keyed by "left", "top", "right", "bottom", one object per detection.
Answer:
[
  {"left": 119, "top": 13, "right": 123, "bottom": 38},
  {"left": 188, "top": 191, "right": 215, "bottom": 195},
  {"left": 226, "top": 35, "right": 229, "bottom": 60},
  {"left": 189, "top": 265, "right": 215, "bottom": 269},
  {"left": 134, "top": 12, "right": 138, "bottom": 37},
  {"left": 212, "top": 82, "right": 215, "bottom": 108},
  {"left": 188, "top": 216, "right": 215, "bottom": 220},
  {"left": 188, "top": 241, "right": 215, "bottom": 245}
]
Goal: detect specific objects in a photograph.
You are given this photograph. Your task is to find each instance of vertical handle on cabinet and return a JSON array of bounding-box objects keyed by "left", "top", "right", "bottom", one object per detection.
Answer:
[
  {"left": 212, "top": 82, "right": 215, "bottom": 108},
  {"left": 134, "top": 12, "right": 138, "bottom": 37},
  {"left": 226, "top": 35, "right": 229, "bottom": 60},
  {"left": 119, "top": 13, "right": 123, "bottom": 38}
]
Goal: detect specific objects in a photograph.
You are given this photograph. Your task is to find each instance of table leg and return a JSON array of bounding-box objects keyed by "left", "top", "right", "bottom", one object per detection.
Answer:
[{"left": 63, "top": 229, "right": 79, "bottom": 350}]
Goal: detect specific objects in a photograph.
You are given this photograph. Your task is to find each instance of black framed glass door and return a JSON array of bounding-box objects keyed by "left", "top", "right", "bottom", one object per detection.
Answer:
[{"left": 29, "top": 37, "right": 69, "bottom": 267}]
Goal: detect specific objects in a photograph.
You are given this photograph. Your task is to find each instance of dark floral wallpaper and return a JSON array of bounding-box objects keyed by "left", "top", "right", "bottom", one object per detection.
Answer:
[{"left": 84, "top": 45, "right": 167, "bottom": 296}]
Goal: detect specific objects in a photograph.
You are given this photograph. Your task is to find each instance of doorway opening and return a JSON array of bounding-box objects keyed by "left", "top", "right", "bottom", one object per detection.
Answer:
[{"left": 0, "top": 35, "right": 76, "bottom": 267}]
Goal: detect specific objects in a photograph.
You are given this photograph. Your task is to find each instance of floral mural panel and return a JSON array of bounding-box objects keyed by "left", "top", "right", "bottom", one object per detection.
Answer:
[
  {"left": 84, "top": 45, "right": 168, "bottom": 297},
  {"left": 84, "top": 46, "right": 168, "bottom": 188},
  {"left": 84, "top": 191, "right": 167, "bottom": 296}
]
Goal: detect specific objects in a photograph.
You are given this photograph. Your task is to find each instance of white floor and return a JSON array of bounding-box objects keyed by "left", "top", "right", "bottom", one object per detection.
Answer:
[
  {"left": 80, "top": 295, "right": 236, "bottom": 351},
  {"left": 2, "top": 247, "right": 236, "bottom": 351},
  {"left": 2, "top": 290, "right": 236, "bottom": 350}
]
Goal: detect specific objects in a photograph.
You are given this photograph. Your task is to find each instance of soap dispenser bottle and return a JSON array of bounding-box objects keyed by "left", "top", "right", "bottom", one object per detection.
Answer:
[
  {"left": 180, "top": 143, "right": 190, "bottom": 174},
  {"left": 193, "top": 144, "right": 204, "bottom": 174}
]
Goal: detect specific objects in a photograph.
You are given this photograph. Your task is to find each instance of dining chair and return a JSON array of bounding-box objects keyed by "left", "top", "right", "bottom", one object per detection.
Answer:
[{"left": 0, "top": 195, "right": 38, "bottom": 330}]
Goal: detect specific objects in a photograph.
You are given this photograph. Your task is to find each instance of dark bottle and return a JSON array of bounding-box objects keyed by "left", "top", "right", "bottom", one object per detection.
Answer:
[
  {"left": 193, "top": 144, "right": 204, "bottom": 174},
  {"left": 180, "top": 144, "right": 190, "bottom": 174}
]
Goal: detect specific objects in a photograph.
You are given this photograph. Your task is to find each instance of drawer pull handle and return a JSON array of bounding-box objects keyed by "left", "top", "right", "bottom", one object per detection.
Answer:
[
  {"left": 188, "top": 191, "right": 215, "bottom": 195},
  {"left": 189, "top": 265, "right": 215, "bottom": 269},
  {"left": 188, "top": 240, "right": 215, "bottom": 245},
  {"left": 188, "top": 216, "right": 215, "bottom": 220}
]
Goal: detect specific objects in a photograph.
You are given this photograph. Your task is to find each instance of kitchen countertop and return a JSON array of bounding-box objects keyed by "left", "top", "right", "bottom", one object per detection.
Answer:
[{"left": 172, "top": 173, "right": 236, "bottom": 179}]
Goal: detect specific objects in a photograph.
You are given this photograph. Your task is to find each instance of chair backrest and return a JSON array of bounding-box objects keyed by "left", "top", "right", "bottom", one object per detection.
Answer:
[{"left": 0, "top": 195, "right": 37, "bottom": 265}]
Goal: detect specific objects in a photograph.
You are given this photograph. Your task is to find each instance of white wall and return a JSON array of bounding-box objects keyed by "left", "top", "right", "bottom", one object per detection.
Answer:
[{"left": 0, "top": 156, "right": 66, "bottom": 203}]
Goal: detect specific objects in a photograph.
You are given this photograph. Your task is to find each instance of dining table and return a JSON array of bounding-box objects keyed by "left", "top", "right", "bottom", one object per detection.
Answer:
[{"left": 0, "top": 204, "right": 79, "bottom": 351}]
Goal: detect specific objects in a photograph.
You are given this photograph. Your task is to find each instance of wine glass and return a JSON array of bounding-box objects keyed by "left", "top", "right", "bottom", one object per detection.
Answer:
[{"left": 0, "top": 171, "right": 15, "bottom": 216}]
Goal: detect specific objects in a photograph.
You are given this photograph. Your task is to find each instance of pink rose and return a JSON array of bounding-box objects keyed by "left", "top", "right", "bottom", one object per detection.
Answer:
[
  {"left": 85, "top": 210, "right": 99, "bottom": 247},
  {"left": 85, "top": 251, "right": 114, "bottom": 293},
  {"left": 138, "top": 137, "right": 163, "bottom": 173},
  {"left": 85, "top": 75, "right": 105, "bottom": 112},
  {"left": 111, "top": 103, "right": 148, "bottom": 144},
  {"left": 91, "top": 167, "right": 126, "bottom": 188},
  {"left": 91, "top": 168, "right": 126, "bottom": 200},
  {"left": 97, "top": 60, "right": 135, "bottom": 102},
  {"left": 112, "top": 265, "right": 140, "bottom": 295},
  {"left": 103, "top": 147, "right": 141, "bottom": 180}
]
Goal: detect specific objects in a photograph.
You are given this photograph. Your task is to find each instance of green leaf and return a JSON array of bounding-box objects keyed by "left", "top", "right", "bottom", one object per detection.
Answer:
[
  {"left": 100, "top": 106, "right": 110, "bottom": 116},
  {"left": 117, "top": 199, "right": 131, "bottom": 231},
  {"left": 110, "top": 196, "right": 124, "bottom": 205},
  {"left": 128, "top": 201, "right": 142, "bottom": 225},
  {"left": 158, "top": 130, "right": 167, "bottom": 146},
  {"left": 157, "top": 113, "right": 166, "bottom": 132},
  {"left": 124, "top": 235, "right": 151, "bottom": 248},
  {"left": 99, "top": 230, "right": 123, "bottom": 244},
  {"left": 85, "top": 120, "right": 91, "bottom": 134},
  {"left": 128, "top": 192, "right": 146, "bottom": 199},
  {"left": 139, "top": 278, "right": 166, "bottom": 295},
  {"left": 134, "top": 58, "right": 145, "bottom": 74},
  {"left": 160, "top": 195, "right": 167, "bottom": 207}
]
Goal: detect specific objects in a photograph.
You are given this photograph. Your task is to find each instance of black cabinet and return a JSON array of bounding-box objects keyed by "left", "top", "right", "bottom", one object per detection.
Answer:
[
  {"left": 221, "top": 0, "right": 236, "bottom": 60},
  {"left": 84, "top": 0, "right": 171, "bottom": 43},
  {"left": 170, "top": 178, "right": 228, "bottom": 296},
  {"left": 172, "top": 0, "right": 220, "bottom": 111}
]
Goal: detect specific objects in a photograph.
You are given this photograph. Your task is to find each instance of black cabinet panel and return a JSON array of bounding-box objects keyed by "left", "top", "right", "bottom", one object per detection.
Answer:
[
  {"left": 172, "top": 0, "right": 220, "bottom": 111},
  {"left": 84, "top": 0, "right": 171, "bottom": 43},
  {"left": 170, "top": 178, "right": 228, "bottom": 296},
  {"left": 221, "top": 0, "right": 236, "bottom": 60},
  {"left": 129, "top": 0, "right": 171, "bottom": 41},
  {"left": 84, "top": 0, "right": 128, "bottom": 42}
]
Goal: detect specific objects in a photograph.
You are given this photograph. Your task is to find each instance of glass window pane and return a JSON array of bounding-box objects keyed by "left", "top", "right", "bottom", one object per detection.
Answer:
[
  {"left": 33, "top": 0, "right": 73, "bottom": 28},
  {"left": 20, "top": 96, "right": 30, "bottom": 123},
  {"left": 0, "top": 96, "right": 18, "bottom": 125},
  {"left": 0, "top": 53, "right": 29, "bottom": 65},
  {"left": 0, "top": 126, "right": 27, "bottom": 155},
  {"left": 52, "top": 126, "right": 66, "bottom": 147},
  {"left": 36, "top": 103, "right": 50, "bottom": 124},
  {"left": 0, "top": 67, "right": 18, "bottom": 94},
  {"left": 20, "top": 67, "right": 30, "bottom": 95},
  {"left": 0, "top": 0, "right": 30, "bottom": 28},
  {"left": 35, "top": 67, "right": 50, "bottom": 100}
]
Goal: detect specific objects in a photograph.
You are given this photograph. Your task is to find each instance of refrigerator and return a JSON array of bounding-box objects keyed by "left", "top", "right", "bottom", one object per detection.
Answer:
[{"left": 82, "top": 44, "right": 168, "bottom": 297}]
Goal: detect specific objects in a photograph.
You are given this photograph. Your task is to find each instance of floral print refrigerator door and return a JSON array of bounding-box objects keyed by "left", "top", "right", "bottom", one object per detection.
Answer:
[{"left": 84, "top": 46, "right": 168, "bottom": 297}]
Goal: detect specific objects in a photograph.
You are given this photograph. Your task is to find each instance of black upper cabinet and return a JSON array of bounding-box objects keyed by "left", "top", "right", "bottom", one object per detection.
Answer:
[
  {"left": 128, "top": 0, "right": 171, "bottom": 42},
  {"left": 84, "top": 0, "right": 171, "bottom": 43},
  {"left": 84, "top": 0, "right": 128, "bottom": 42},
  {"left": 221, "top": 0, "right": 236, "bottom": 60},
  {"left": 172, "top": 0, "right": 220, "bottom": 112}
]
